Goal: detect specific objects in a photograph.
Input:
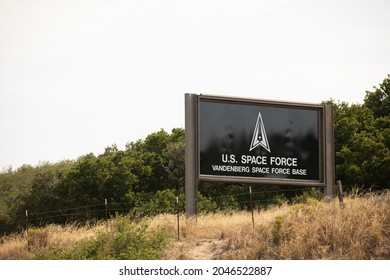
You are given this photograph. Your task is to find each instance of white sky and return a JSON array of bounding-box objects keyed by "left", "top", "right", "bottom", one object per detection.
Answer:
[{"left": 1, "top": 0, "right": 389, "bottom": 170}]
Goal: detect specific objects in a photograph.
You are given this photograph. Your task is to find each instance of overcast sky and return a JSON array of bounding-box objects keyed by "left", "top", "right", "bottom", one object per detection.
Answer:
[{"left": 1, "top": 0, "right": 389, "bottom": 170}]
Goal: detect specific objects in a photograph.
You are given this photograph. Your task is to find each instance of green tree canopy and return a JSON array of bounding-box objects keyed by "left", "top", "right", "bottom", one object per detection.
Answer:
[{"left": 330, "top": 74, "right": 390, "bottom": 187}]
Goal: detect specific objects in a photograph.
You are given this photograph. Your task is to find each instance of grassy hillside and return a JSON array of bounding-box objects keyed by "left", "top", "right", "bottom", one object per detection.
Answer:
[{"left": 1, "top": 191, "right": 389, "bottom": 260}]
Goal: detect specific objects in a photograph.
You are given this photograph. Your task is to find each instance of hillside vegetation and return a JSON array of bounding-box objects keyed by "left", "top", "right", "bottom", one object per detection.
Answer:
[
  {"left": 1, "top": 192, "right": 388, "bottom": 260},
  {"left": 0, "top": 75, "right": 389, "bottom": 261},
  {"left": 1, "top": 75, "right": 389, "bottom": 235}
]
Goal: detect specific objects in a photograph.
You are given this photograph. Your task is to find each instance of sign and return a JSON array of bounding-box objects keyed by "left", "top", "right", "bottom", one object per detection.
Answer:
[
  {"left": 199, "top": 98, "right": 322, "bottom": 183},
  {"left": 185, "top": 94, "right": 335, "bottom": 215}
]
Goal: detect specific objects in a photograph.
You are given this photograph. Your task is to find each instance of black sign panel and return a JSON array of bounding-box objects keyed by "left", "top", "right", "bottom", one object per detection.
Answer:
[{"left": 199, "top": 97, "right": 323, "bottom": 183}]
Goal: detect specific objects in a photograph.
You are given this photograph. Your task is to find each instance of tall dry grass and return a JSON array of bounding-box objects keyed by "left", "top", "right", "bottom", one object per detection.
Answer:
[
  {"left": 1, "top": 191, "right": 389, "bottom": 260},
  {"left": 219, "top": 193, "right": 390, "bottom": 260},
  {"left": 157, "top": 192, "right": 389, "bottom": 260},
  {"left": 0, "top": 223, "right": 105, "bottom": 260},
  {"left": 153, "top": 205, "right": 290, "bottom": 259}
]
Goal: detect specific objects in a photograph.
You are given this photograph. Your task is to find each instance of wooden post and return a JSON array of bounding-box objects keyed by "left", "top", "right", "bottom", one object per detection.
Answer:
[
  {"left": 176, "top": 197, "right": 180, "bottom": 241},
  {"left": 303, "top": 191, "right": 308, "bottom": 203},
  {"left": 25, "top": 210, "right": 29, "bottom": 232},
  {"left": 337, "top": 180, "right": 344, "bottom": 208},
  {"left": 185, "top": 93, "right": 198, "bottom": 217},
  {"left": 105, "top": 198, "right": 108, "bottom": 221},
  {"left": 324, "top": 105, "right": 335, "bottom": 199},
  {"left": 25, "top": 210, "right": 30, "bottom": 251},
  {"left": 249, "top": 186, "right": 254, "bottom": 229}
]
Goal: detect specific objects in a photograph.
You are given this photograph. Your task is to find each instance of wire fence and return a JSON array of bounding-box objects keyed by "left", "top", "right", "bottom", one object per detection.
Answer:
[{"left": 0, "top": 183, "right": 388, "bottom": 236}]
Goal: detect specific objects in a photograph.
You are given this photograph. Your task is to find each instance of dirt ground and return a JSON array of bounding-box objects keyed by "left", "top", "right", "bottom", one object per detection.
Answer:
[{"left": 163, "top": 238, "right": 229, "bottom": 260}]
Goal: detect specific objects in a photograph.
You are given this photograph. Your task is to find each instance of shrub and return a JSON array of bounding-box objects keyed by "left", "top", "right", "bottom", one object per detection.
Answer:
[{"left": 34, "top": 216, "right": 168, "bottom": 260}]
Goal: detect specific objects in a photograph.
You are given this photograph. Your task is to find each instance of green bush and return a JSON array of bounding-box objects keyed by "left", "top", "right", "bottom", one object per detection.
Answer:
[
  {"left": 35, "top": 216, "right": 168, "bottom": 260},
  {"left": 291, "top": 187, "right": 322, "bottom": 204},
  {"left": 272, "top": 216, "right": 285, "bottom": 244}
]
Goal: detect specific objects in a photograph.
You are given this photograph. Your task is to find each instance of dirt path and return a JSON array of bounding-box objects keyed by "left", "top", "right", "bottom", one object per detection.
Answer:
[
  {"left": 189, "top": 239, "right": 228, "bottom": 260},
  {"left": 164, "top": 238, "right": 229, "bottom": 260}
]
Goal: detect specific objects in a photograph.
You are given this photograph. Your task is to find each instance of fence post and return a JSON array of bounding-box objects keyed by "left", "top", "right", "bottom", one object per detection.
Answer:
[
  {"left": 249, "top": 186, "right": 254, "bottom": 229},
  {"left": 25, "top": 210, "right": 30, "bottom": 251},
  {"left": 105, "top": 198, "right": 108, "bottom": 221},
  {"left": 176, "top": 197, "right": 180, "bottom": 241},
  {"left": 337, "top": 180, "right": 344, "bottom": 208},
  {"left": 25, "top": 210, "right": 29, "bottom": 232}
]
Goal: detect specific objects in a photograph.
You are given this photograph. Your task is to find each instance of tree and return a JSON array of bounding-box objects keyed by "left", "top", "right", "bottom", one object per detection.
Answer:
[
  {"left": 364, "top": 74, "right": 390, "bottom": 118},
  {"left": 0, "top": 165, "right": 35, "bottom": 232},
  {"left": 58, "top": 151, "right": 139, "bottom": 215},
  {"left": 125, "top": 129, "right": 184, "bottom": 194},
  {"left": 22, "top": 162, "right": 70, "bottom": 215},
  {"left": 329, "top": 74, "right": 390, "bottom": 188},
  {"left": 164, "top": 128, "right": 185, "bottom": 193}
]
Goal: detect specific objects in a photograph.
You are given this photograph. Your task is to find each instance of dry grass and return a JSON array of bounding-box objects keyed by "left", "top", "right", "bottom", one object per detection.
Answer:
[
  {"left": 0, "top": 223, "right": 105, "bottom": 260},
  {"left": 149, "top": 205, "right": 289, "bottom": 259},
  {"left": 158, "top": 192, "right": 390, "bottom": 260},
  {"left": 1, "top": 192, "right": 389, "bottom": 260}
]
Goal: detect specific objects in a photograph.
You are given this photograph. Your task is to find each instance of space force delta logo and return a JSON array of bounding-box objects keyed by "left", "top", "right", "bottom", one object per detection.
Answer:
[
  {"left": 212, "top": 109, "right": 307, "bottom": 177},
  {"left": 249, "top": 112, "right": 271, "bottom": 153}
]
